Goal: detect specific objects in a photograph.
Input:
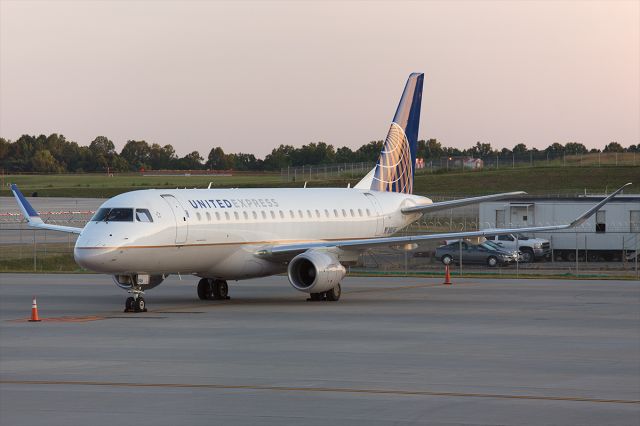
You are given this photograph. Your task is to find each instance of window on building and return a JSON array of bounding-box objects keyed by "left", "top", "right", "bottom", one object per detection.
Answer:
[
  {"left": 495, "top": 210, "right": 505, "bottom": 228},
  {"left": 596, "top": 210, "right": 606, "bottom": 233}
]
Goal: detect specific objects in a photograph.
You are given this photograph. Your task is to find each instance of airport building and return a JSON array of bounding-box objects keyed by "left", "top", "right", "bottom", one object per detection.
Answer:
[{"left": 479, "top": 195, "right": 640, "bottom": 261}]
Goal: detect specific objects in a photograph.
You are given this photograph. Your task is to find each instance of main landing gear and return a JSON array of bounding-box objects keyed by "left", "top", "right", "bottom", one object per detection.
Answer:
[
  {"left": 197, "top": 278, "right": 230, "bottom": 301},
  {"left": 308, "top": 283, "right": 341, "bottom": 302},
  {"left": 124, "top": 290, "right": 147, "bottom": 313}
]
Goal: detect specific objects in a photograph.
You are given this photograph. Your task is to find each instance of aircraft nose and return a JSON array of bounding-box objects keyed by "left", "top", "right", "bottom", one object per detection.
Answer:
[{"left": 74, "top": 246, "right": 111, "bottom": 272}]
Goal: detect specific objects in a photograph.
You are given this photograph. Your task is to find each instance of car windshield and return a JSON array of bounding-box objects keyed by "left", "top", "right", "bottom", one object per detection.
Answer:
[
  {"left": 480, "top": 242, "right": 500, "bottom": 251},
  {"left": 91, "top": 208, "right": 133, "bottom": 222}
]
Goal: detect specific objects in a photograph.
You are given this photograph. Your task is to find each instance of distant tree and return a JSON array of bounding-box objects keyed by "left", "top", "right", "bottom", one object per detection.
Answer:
[
  {"left": 564, "top": 142, "right": 587, "bottom": 155},
  {"left": 149, "top": 143, "right": 176, "bottom": 169},
  {"left": 628, "top": 144, "right": 638, "bottom": 152},
  {"left": 31, "top": 149, "right": 63, "bottom": 172},
  {"left": 178, "top": 151, "right": 204, "bottom": 169},
  {"left": 354, "top": 141, "right": 384, "bottom": 162},
  {"left": 263, "top": 145, "right": 295, "bottom": 170},
  {"left": 603, "top": 142, "right": 624, "bottom": 152},
  {"left": 120, "top": 140, "right": 151, "bottom": 171},
  {"left": 512, "top": 143, "right": 528, "bottom": 155},
  {"left": 89, "top": 136, "right": 116, "bottom": 156},
  {"left": 469, "top": 141, "right": 493, "bottom": 158},
  {"left": 207, "top": 147, "right": 228, "bottom": 170},
  {"left": 335, "top": 146, "right": 355, "bottom": 163},
  {"left": 544, "top": 142, "right": 564, "bottom": 157}
]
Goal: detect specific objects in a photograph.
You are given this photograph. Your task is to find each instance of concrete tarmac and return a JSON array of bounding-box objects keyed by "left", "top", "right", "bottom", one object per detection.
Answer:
[{"left": 0, "top": 274, "right": 638, "bottom": 425}]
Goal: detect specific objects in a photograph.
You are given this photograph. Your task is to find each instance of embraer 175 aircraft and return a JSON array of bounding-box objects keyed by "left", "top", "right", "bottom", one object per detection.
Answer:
[{"left": 11, "top": 73, "right": 630, "bottom": 312}]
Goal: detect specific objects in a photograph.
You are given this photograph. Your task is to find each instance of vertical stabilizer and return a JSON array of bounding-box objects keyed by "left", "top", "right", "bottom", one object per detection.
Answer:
[{"left": 370, "top": 73, "right": 423, "bottom": 194}]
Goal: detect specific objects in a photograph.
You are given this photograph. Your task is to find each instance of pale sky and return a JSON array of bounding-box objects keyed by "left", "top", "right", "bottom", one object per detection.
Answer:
[{"left": 1, "top": 0, "right": 638, "bottom": 157}]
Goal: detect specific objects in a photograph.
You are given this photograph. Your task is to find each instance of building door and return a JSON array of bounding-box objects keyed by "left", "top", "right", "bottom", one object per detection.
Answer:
[
  {"left": 161, "top": 195, "right": 189, "bottom": 244},
  {"left": 510, "top": 204, "right": 534, "bottom": 227}
]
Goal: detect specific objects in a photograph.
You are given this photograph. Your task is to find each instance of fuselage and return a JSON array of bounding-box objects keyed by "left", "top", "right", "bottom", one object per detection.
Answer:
[{"left": 74, "top": 188, "right": 429, "bottom": 279}]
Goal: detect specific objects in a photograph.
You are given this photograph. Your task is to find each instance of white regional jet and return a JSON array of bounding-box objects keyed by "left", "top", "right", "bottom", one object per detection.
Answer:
[{"left": 11, "top": 73, "right": 631, "bottom": 312}]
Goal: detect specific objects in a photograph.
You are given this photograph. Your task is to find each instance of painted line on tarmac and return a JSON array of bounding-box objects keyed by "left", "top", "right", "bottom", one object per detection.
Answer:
[{"left": 1, "top": 380, "right": 637, "bottom": 405}]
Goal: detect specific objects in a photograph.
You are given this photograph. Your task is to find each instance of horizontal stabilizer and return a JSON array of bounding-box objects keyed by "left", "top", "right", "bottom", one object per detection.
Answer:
[{"left": 401, "top": 191, "right": 526, "bottom": 214}]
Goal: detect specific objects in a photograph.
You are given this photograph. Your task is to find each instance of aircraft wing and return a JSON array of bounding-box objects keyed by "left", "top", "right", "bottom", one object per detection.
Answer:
[
  {"left": 10, "top": 184, "right": 83, "bottom": 234},
  {"left": 256, "top": 183, "right": 631, "bottom": 259},
  {"left": 401, "top": 191, "right": 526, "bottom": 214}
]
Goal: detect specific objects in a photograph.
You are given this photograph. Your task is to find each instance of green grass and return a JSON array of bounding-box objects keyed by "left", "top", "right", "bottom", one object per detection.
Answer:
[{"left": 1, "top": 166, "right": 637, "bottom": 198}]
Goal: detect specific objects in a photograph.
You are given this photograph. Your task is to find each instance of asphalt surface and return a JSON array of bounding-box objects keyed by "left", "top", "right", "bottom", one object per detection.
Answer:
[{"left": 0, "top": 274, "right": 638, "bottom": 425}]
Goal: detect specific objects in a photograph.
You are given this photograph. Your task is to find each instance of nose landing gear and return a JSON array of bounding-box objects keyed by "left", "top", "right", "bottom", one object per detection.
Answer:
[
  {"left": 124, "top": 290, "right": 147, "bottom": 313},
  {"left": 197, "top": 278, "right": 230, "bottom": 301}
]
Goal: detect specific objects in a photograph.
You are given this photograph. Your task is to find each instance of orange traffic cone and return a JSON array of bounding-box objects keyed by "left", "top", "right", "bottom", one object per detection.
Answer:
[
  {"left": 29, "top": 296, "right": 41, "bottom": 322},
  {"left": 443, "top": 264, "right": 452, "bottom": 285}
]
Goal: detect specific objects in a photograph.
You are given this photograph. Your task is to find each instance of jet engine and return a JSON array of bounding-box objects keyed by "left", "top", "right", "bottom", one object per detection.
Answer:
[
  {"left": 112, "top": 274, "right": 165, "bottom": 291},
  {"left": 287, "top": 250, "right": 345, "bottom": 293}
]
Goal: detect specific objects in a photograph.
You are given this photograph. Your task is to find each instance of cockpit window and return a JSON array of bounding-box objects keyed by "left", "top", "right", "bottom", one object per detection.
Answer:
[
  {"left": 91, "top": 208, "right": 133, "bottom": 222},
  {"left": 135, "top": 209, "right": 153, "bottom": 223},
  {"left": 91, "top": 208, "right": 110, "bottom": 222}
]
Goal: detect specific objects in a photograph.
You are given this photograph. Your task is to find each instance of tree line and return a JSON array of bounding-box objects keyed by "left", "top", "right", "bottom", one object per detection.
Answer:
[{"left": 0, "top": 134, "right": 637, "bottom": 173}]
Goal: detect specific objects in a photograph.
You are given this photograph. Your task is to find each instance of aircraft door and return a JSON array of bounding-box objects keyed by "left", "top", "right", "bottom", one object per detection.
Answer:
[
  {"left": 364, "top": 193, "right": 384, "bottom": 236},
  {"left": 161, "top": 195, "right": 189, "bottom": 244}
]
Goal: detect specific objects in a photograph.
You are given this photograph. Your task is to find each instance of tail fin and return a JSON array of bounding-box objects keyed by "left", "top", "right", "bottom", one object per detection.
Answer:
[{"left": 370, "top": 73, "right": 423, "bottom": 194}]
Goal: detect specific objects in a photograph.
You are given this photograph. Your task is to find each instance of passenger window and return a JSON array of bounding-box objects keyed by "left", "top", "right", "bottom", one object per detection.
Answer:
[
  {"left": 261, "top": 211, "right": 267, "bottom": 219},
  {"left": 366, "top": 209, "right": 371, "bottom": 216},
  {"left": 306, "top": 210, "right": 312, "bottom": 217},
  {"left": 298, "top": 210, "right": 303, "bottom": 218},
  {"left": 358, "top": 209, "right": 363, "bottom": 217},
  {"left": 135, "top": 209, "right": 153, "bottom": 223},
  {"left": 215, "top": 212, "right": 220, "bottom": 220},
  {"left": 270, "top": 211, "right": 276, "bottom": 219},
  {"left": 350, "top": 209, "right": 355, "bottom": 217},
  {"left": 224, "top": 212, "right": 230, "bottom": 220},
  {"left": 196, "top": 212, "right": 202, "bottom": 221},
  {"left": 315, "top": 209, "right": 320, "bottom": 217},
  {"left": 341, "top": 209, "right": 347, "bottom": 217},
  {"left": 234, "top": 212, "right": 239, "bottom": 220},
  {"left": 324, "top": 209, "right": 329, "bottom": 217},
  {"left": 252, "top": 211, "right": 258, "bottom": 219},
  {"left": 206, "top": 212, "right": 211, "bottom": 221},
  {"left": 289, "top": 210, "right": 294, "bottom": 218},
  {"left": 243, "top": 211, "right": 248, "bottom": 220},
  {"left": 279, "top": 210, "right": 285, "bottom": 219}
]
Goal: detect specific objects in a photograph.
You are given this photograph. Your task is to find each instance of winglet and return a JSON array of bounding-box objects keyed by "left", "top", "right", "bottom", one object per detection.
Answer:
[
  {"left": 10, "top": 184, "right": 42, "bottom": 223},
  {"left": 569, "top": 183, "right": 632, "bottom": 228}
]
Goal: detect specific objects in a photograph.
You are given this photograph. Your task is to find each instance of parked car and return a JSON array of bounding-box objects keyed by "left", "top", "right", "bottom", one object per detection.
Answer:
[
  {"left": 483, "top": 233, "right": 551, "bottom": 262},
  {"left": 436, "top": 240, "right": 519, "bottom": 267}
]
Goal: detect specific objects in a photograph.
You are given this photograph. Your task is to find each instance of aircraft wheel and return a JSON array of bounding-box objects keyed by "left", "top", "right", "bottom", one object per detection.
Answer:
[
  {"left": 309, "top": 293, "right": 324, "bottom": 301},
  {"left": 213, "top": 280, "right": 229, "bottom": 300},
  {"left": 197, "top": 278, "right": 210, "bottom": 300},
  {"left": 124, "top": 297, "right": 135, "bottom": 312},
  {"left": 135, "top": 297, "right": 147, "bottom": 312},
  {"left": 325, "top": 284, "right": 341, "bottom": 302}
]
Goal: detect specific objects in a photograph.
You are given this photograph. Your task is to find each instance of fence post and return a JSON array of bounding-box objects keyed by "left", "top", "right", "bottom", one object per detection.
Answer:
[{"left": 33, "top": 230, "right": 37, "bottom": 272}]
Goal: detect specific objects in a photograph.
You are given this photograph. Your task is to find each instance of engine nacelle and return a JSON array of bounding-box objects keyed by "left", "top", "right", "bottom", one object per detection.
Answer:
[
  {"left": 112, "top": 274, "right": 165, "bottom": 291},
  {"left": 287, "top": 250, "right": 345, "bottom": 293}
]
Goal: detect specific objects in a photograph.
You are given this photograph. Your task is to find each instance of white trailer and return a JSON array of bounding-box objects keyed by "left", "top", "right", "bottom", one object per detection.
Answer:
[{"left": 479, "top": 195, "right": 640, "bottom": 261}]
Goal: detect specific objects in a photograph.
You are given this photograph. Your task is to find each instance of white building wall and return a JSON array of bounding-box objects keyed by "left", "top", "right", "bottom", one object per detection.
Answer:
[{"left": 479, "top": 198, "right": 640, "bottom": 251}]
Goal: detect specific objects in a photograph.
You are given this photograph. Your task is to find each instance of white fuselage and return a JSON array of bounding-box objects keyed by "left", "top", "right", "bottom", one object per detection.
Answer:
[{"left": 74, "top": 188, "right": 429, "bottom": 279}]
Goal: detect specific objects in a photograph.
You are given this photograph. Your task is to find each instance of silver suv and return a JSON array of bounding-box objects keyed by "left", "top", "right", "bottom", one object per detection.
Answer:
[{"left": 484, "top": 233, "right": 551, "bottom": 263}]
